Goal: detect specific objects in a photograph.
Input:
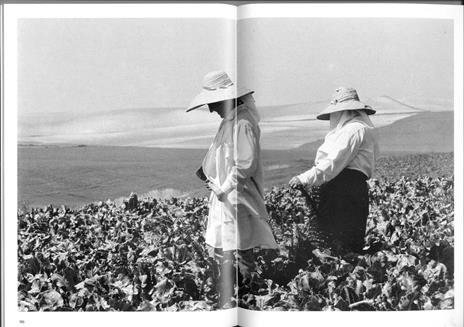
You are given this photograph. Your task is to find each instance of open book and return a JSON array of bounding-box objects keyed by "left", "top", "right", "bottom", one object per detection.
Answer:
[{"left": 2, "top": 2, "right": 463, "bottom": 327}]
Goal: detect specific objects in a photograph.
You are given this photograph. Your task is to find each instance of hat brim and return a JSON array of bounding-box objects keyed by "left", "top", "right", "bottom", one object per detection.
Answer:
[
  {"left": 186, "top": 87, "right": 254, "bottom": 112},
  {"left": 316, "top": 100, "right": 376, "bottom": 120}
]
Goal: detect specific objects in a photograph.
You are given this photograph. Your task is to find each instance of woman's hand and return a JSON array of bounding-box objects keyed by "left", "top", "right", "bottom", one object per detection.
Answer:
[
  {"left": 289, "top": 176, "right": 304, "bottom": 189},
  {"left": 205, "top": 181, "right": 226, "bottom": 202}
]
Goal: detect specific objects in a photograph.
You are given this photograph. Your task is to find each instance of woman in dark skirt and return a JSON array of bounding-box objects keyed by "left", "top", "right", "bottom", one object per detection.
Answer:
[{"left": 289, "top": 87, "right": 379, "bottom": 254}]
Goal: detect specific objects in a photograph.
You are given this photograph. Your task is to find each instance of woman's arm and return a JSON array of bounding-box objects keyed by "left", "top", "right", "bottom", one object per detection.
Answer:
[
  {"left": 296, "top": 125, "right": 365, "bottom": 187},
  {"left": 220, "top": 120, "right": 258, "bottom": 195}
]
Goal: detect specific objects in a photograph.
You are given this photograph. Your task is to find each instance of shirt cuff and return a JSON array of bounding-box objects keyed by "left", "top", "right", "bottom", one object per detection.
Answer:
[
  {"left": 220, "top": 178, "right": 235, "bottom": 194},
  {"left": 297, "top": 167, "right": 316, "bottom": 186}
]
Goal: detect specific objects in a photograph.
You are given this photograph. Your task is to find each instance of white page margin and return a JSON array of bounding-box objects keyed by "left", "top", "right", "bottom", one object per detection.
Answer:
[{"left": 239, "top": 3, "right": 460, "bottom": 19}]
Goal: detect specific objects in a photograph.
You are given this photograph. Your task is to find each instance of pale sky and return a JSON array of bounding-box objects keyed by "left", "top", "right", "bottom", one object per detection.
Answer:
[
  {"left": 239, "top": 18, "right": 453, "bottom": 105},
  {"left": 18, "top": 18, "right": 236, "bottom": 115},
  {"left": 18, "top": 17, "right": 453, "bottom": 115}
]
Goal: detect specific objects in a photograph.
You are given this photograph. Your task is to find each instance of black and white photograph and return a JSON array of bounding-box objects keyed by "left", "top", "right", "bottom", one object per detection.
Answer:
[{"left": 2, "top": 3, "right": 463, "bottom": 327}]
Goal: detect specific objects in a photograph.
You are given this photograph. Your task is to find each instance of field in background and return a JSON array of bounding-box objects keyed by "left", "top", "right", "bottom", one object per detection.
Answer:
[{"left": 18, "top": 111, "right": 454, "bottom": 208}]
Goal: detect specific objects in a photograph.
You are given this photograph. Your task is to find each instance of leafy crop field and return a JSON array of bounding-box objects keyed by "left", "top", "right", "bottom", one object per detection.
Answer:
[{"left": 17, "top": 153, "right": 454, "bottom": 311}]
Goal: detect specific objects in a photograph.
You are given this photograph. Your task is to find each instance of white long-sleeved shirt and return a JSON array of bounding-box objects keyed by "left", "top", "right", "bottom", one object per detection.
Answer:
[{"left": 297, "top": 120, "right": 378, "bottom": 187}]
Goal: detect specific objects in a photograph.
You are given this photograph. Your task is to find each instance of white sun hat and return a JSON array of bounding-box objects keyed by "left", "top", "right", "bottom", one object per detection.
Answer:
[
  {"left": 186, "top": 71, "right": 254, "bottom": 112},
  {"left": 317, "top": 87, "right": 376, "bottom": 120}
]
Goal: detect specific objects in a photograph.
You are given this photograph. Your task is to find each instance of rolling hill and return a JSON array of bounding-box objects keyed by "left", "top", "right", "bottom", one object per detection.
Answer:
[
  {"left": 298, "top": 111, "right": 454, "bottom": 154},
  {"left": 18, "top": 110, "right": 454, "bottom": 208},
  {"left": 18, "top": 95, "right": 448, "bottom": 149}
]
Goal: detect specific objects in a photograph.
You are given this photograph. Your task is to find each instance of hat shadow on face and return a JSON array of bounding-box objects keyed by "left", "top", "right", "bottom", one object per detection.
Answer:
[{"left": 208, "top": 99, "right": 237, "bottom": 118}]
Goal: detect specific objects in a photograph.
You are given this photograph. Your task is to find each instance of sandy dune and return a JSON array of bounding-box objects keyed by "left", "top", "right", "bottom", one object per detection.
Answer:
[{"left": 19, "top": 95, "right": 451, "bottom": 150}]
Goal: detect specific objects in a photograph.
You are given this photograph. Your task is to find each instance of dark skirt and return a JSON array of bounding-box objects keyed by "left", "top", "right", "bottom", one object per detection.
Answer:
[{"left": 317, "top": 168, "right": 369, "bottom": 254}]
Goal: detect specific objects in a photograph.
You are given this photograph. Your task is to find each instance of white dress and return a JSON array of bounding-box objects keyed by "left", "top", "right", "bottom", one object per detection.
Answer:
[{"left": 202, "top": 104, "right": 278, "bottom": 251}]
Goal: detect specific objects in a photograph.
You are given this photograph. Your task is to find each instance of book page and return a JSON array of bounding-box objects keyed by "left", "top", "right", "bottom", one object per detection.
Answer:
[
  {"left": 237, "top": 3, "right": 462, "bottom": 327},
  {"left": 3, "top": 3, "right": 240, "bottom": 327}
]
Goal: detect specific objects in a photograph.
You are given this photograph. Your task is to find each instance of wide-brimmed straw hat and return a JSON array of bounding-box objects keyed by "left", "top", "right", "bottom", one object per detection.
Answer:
[
  {"left": 317, "top": 87, "right": 376, "bottom": 120},
  {"left": 186, "top": 71, "right": 254, "bottom": 112}
]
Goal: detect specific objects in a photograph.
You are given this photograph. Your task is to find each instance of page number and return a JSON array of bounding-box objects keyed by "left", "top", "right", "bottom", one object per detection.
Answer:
[{"left": 19, "top": 320, "right": 25, "bottom": 324}]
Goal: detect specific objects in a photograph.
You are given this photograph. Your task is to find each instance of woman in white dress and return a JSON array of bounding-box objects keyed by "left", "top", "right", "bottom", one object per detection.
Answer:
[{"left": 187, "top": 71, "right": 278, "bottom": 307}]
